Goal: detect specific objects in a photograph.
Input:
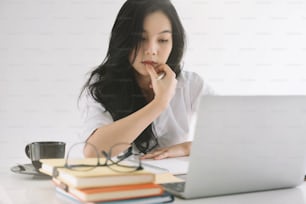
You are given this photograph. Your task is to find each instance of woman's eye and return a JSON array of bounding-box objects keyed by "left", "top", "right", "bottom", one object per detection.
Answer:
[{"left": 159, "top": 39, "right": 169, "bottom": 43}]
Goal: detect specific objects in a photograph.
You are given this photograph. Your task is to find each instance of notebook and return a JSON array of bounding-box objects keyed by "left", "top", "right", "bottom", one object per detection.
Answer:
[{"left": 163, "top": 96, "right": 306, "bottom": 199}]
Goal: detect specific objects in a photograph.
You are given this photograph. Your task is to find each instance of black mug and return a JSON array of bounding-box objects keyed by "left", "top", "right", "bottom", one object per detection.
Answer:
[{"left": 25, "top": 141, "right": 66, "bottom": 170}]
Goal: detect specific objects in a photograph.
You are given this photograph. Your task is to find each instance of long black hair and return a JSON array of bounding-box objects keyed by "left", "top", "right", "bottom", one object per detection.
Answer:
[{"left": 81, "top": 0, "right": 186, "bottom": 153}]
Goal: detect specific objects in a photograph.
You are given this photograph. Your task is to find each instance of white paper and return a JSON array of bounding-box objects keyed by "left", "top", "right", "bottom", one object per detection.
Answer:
[{"left": 141, "top": 156, "right": 189, "bottom": 175}]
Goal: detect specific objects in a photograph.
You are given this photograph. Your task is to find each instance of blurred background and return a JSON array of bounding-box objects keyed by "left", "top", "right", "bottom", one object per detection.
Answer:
[{"left": 1, "top": 0, "right": 306, "bottom": 164}]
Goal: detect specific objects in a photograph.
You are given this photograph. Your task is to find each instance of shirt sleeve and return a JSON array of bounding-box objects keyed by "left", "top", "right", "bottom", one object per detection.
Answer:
[
  {"left": 191, "top": 74, "right": 216, "bottom": 113},
  {"left": 202, "top": 80, "right": 216, "bottom": 96},
  {"left": 78, "top": 91, "right": 113, "bottom": 142},
  {"left": 189, "top": 73, "right": 202, "bottom": 114},
  {"left": 187, "top": 72, "right": 215, "bottom": 141}
]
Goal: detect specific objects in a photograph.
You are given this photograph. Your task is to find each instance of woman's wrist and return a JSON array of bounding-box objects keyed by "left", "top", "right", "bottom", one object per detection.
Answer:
[
  {"left": 181, "top": 141, "right": 192, "bottom": 156},
  {"left": 150, "top": 97, "right": 170, "bottom": 112}
]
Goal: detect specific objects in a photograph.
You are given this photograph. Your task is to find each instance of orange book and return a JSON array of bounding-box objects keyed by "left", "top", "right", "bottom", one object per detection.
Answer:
[{"left": 53, "top": 178, "right": 164, "bottom": 202}]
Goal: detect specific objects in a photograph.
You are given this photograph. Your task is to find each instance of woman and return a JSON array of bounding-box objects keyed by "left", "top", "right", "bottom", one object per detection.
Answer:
[{"left": 80, "top": 0, "right": 214, "bottom": 159}]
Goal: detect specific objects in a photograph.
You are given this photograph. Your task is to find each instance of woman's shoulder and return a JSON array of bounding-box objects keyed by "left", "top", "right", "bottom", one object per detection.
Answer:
[
  {"left": 177, "top": 70, "right": 215, "bottom": 95},
  {"left": 78, "top": 89, "right": 107, "bottom": 112},
  {"left": 177, "top": 70, "right": 203, "bottom": 87}
]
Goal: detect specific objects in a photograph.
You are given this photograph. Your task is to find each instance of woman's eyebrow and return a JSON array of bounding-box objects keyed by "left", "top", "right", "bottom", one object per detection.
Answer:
[
  {"left": 158, "top": 30, "right": 172, "bottom": 34},
  {"left": 142, "top": 30, "right": 172, "bottom": 35}
]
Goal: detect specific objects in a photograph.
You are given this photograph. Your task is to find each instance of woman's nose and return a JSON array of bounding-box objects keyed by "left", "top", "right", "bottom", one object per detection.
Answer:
[{"left": 144, "top": 41, "right": 157, "bottom": 56}]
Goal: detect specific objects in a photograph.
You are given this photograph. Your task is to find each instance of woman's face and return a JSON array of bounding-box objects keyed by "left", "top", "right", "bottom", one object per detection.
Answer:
[{"left": 130, "top": 11, "right": 173, "bottom": 77}]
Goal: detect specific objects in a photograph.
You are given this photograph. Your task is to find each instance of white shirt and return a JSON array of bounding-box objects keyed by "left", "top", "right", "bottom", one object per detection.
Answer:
[{"left": 79, "top": 71, "right": 214, "bottom": 149}]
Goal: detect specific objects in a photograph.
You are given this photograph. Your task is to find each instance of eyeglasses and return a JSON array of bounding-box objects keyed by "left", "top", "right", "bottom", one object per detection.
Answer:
[{"left": 52, "top": 142, "right": 143, "bottom": 177}]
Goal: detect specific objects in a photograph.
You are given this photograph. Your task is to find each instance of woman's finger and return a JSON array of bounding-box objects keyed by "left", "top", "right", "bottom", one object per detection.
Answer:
[
  {"left": 152, "top": 150, "right": 169, "bottom": 160},
  {"left": 155, "top": 64, "right": 175, "bottom": 79},
  {"left": 145, "top": 64, "right": 158, "bottom": 80},
  {"left": 141, "top": 151, "right": 161, "bottom": 159},
  {"left": 141, "top": 149, "right": 169, "bottom": 160}
]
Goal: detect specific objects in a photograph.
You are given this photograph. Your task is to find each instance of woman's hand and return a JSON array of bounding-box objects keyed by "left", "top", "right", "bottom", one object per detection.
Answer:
[
  {"left": 141, "top": 141, "right": 192, "bottom": 160},
  {"left": 145, "top": 63, "right": 177, "bottom": 108}
]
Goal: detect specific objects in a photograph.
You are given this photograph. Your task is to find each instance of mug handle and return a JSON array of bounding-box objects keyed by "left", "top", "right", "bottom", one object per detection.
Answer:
[{"left": 25, "top": 144, "right": 31, "bottom": 159}]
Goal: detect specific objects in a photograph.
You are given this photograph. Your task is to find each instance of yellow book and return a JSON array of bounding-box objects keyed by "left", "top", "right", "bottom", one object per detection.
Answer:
[{"left": 39, "top": 158, "right": 155, "bottom": 189}]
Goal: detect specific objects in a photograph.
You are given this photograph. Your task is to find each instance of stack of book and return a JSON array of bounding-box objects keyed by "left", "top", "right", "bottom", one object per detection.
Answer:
[{"left": 39, "top": 158, "right": 174, "bottom": 203}]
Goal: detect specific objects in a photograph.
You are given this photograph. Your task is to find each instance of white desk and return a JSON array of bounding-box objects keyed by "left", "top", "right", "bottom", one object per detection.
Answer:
[{"left": 2, "top": 162, "right": 306, "bottom": 204}]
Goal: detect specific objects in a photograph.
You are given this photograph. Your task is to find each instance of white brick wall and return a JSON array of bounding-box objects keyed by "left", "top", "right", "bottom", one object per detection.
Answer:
[{"left": 1, "top": 0, "right": 305, "bottom": 165}]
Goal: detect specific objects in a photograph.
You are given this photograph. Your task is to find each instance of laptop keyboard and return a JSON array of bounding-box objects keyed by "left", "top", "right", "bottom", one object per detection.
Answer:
[{"left": 162, "top": 182, "right": 186, "bottom": 193}]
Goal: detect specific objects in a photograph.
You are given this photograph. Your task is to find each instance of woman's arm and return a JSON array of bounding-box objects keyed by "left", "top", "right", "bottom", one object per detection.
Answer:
[
  {"left": 84, "top": 99, "right": 165, "bottom": 157},
  {"left": 84, "top": 64, "right": 177, "bottom": 157}
]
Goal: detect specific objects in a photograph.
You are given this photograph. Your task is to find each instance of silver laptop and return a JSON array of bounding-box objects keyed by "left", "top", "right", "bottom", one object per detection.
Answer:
[{"left": 163, "top": 96, "right": 306, "bottom": 199}]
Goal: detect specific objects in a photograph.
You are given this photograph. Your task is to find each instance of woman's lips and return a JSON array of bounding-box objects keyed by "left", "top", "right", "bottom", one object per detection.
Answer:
[{"left": 142, "top": 60, "right": 158, "bottom": 67}]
